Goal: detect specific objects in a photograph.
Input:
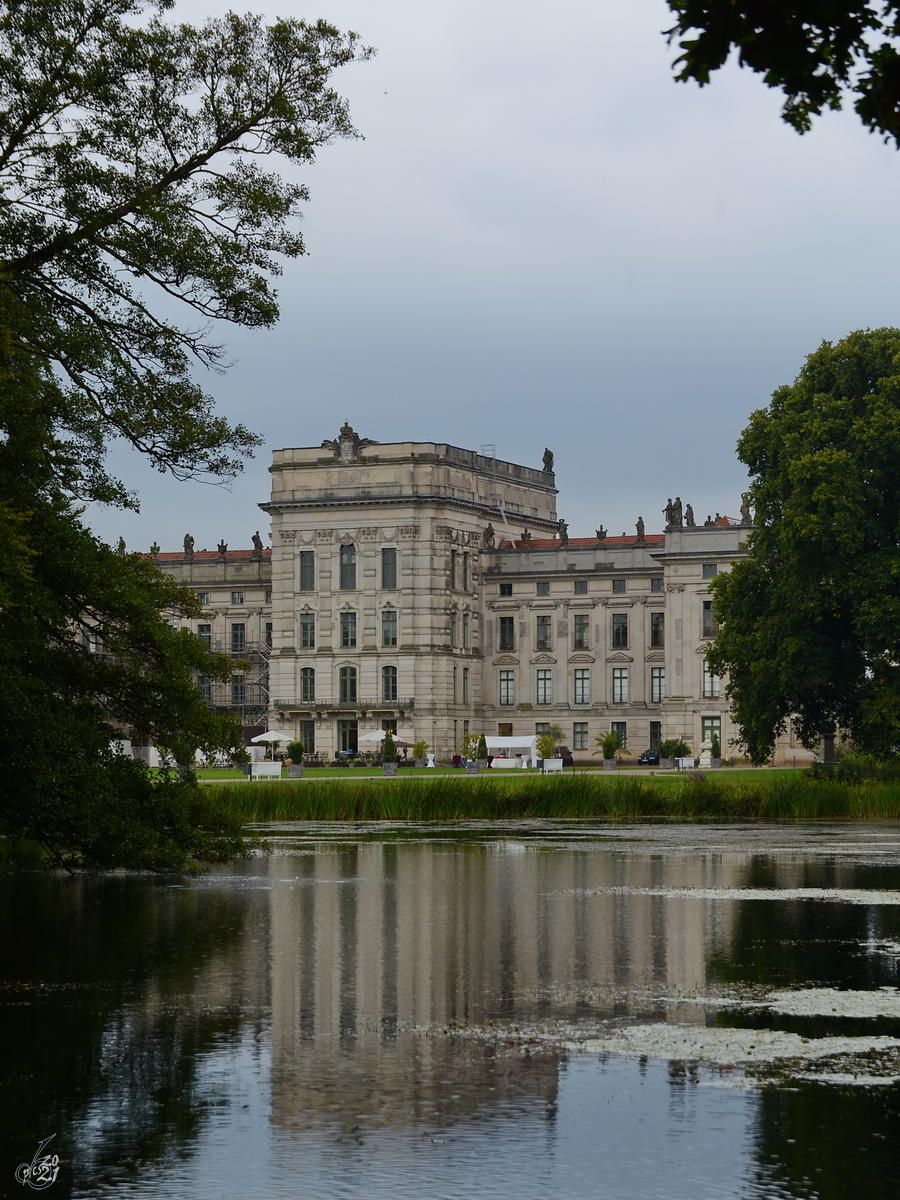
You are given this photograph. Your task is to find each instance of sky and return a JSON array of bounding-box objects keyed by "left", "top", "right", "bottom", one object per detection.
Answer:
[{"left": 86, "top": 0, "right": 900, "bottom": 553}]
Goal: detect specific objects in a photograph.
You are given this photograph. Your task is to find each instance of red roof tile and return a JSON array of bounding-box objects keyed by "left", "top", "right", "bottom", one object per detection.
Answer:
[{"left": 148, "top": 548, "right": 272, "bottom": 561}]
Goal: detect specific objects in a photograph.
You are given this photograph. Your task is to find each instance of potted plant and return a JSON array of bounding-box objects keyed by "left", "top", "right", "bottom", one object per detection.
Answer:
[
  {"left": 476, "top": 733, "right": 489, "bottom": 769},
  {"left": 286, "top": 739, "right": 305, "bottom": 778},
  {"left": 462, "top": 732, "right": 481, "bottom": 772},
  {"left": 593, "top": 729, "right": 624, "bottom": 769},
  {"left": 382, "top": 730, "right": 398, "bottom": 776},
  {"left": 413, "top": 739, "right": 429, "bottom": 768},
  {"left": 710, "top": 733, "right": 722, "bottom": 769},
  {"left": 657, "top": 739, "right": 691, "bottom": 769}
]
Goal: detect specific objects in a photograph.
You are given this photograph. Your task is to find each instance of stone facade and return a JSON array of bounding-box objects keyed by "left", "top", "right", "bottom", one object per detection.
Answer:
[{"left": 153, "top": 427, "right": 812, "bottom": 765}]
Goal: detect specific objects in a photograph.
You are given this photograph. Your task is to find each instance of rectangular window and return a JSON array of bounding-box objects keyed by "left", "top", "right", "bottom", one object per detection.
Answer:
[
  {"left": 702, "top": 716, "right": 722, "bottom": 748},
  {"left": 230, "top": 623, "right": 245, "bottom": 653},
  {"left": 499, "top": 616, "right": 515, "bottom": 651},
  {"left": 340, "top": 611, "right": 357, "bottom": 648},
  {"left": 649, "top": 720, "right": 661, "bottom": 751},
  {"left": 382, "top": 547, "right": 397, "bottom": 589},
  {"left": 299, "top": 720, "right": 315, "bottom": 755},
  {"left": 450, "top": 612, "right": 457, "bottom": 648},
  {"left": 462, "top": 613, "right": 469, "bottom": 649},
  {"left": 265, "top": 590, "right": 272, "bottom": 604},
  {"left": 612, "top": 667, "right": 629, "bottom": 703},
  {"left": 702, "top": 662, "right": 721, "bottom": 698},
  {"left": 300, "top": 613, "right": 315, "bottom": 648},
  {"left": 498, "top": 722, "right": 513, "bottom": 737},
  {"left": 382, "top": 609, "right": 397, "bottom": 646},
  {"left": 197, "top": 592, "right": 210, "bottom": 605},
  {"left": 574, "top": 669, "right": 590, "bottom": 705},
  {"left": 574, "top": 580, "right": 588, "bottom": 595},
  {"left": 462, "top": 552, "right": 469, "bottom": 591},
  {"left": 651, "top": 577, "right": 664, "bottom": 593},
  {"left": 197, "top": 675, "right": 211, "bottom": 702},
  {"left": 536, "top": 581, "right": 550, "bottom": 596},
  {"left": 650, "top": 611, "right": 665, "bottom": 647},
  {"left": 231, "top": 674, "right": 245, "bottom": 705},
  {"left": 337, "top": 718, "right": 358, "bottom": 752},
  {"left": 536, "top": 669, "right": 552, "bottom": 705},
  {"left": 299, "top": 551, "right": 315, "bottom": 591},
  {"left": 499, "top": 670, "right": 515, "bottom": 705},
  {"left": 462, "top": 667, "right": 469, "bottom": 703},
  {"left": 573, "top": 722, "right": 588, "bottom": 751},
  {"left": 382, "top": 665, "right": 398, "bottom": 702},
  {"left": 265, "top": 621, "right": 273, "bottom": 649},
  {"left": 340, "top": 544, "right": 356, "bottom": 590},
  {"left": 231, "top": 591, "right": 244, "bottom": 605},
  {"left": 499, "top": 582, "right": 513, "bottom": 597},
  {"left": 536, "top": 614, "right": 552, "bottom": 650},
  {"left": 453, "top": 665, "right": 458, "bottom": 703},
  {"left": 339, "top": 665, "right": 357, "bottom": 703},
  {"left": 198, "top": 623, "right": 211, "bottom": 646},
  {"left": 300, "top": 667, "right": 315, "bottom": 702},
  {"left": 612, "top": 613, "right": 628, "bottom": 648},
  {"left": 702, "top": 600, "right": 718, "bottom": 638},
  {"left": 573, "top": 613, "right": 590, "bottom": 649},
  {"left": 651, "top": 666, "right": 666, "bottom": 703},
  {"left": 612, "top": 578, "right": 626, "bottom": 594},
  {"left": 450, "top": 550, "right": 457, "bottom": 589},
  {"left": 702, "top": 563, "right": 718, "bottom": 579},
  {"left": 611, "top": 720, "right": 627, "bottom": 749}
]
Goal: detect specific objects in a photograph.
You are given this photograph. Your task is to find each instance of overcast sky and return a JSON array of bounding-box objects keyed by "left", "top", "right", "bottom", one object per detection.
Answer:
[{"left": 86, "top": 0, "right": 900, "bottom": 553}]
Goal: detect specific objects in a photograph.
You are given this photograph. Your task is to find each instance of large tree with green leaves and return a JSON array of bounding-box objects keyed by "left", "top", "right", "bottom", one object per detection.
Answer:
[
  {"left": 0, "top": 0, "right": 370, "bottom": 867},
  {"left": 665, "top": 2, "right": 900, "bottom": 144},
  {"left": 706, "top": 328, "right": 900, "bottom": 763}
]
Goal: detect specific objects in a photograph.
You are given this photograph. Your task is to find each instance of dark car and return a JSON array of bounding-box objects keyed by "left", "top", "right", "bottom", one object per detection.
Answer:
[
  {"left": 637, "top": 749, "right": 660, "bottom": 766},
  {"left": 556, "top": 745, "right": 575, "bottom": 767}
]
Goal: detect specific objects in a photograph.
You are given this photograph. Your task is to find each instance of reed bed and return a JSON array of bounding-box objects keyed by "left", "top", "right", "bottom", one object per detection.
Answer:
[{"left": 209, "top": 774, "right": 900, "bottom": 824}]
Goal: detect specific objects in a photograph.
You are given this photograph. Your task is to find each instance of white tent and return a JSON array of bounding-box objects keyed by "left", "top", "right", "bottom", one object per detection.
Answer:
[
  {"left": 484, "top": 735, "right": 538, "bottom": 755},
  {"left": 357, "top": 730, "right": 411, "bottom": 743}
]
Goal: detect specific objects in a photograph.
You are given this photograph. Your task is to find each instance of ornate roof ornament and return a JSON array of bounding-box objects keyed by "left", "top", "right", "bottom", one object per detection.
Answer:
[{"left": 321, "top": 420, "right": 378, "bottom": 463}]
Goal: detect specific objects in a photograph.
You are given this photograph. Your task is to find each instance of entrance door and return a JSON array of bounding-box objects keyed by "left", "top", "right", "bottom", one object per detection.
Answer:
[{"left": 338, "top": 719, "right": 358, "bottom": 753}]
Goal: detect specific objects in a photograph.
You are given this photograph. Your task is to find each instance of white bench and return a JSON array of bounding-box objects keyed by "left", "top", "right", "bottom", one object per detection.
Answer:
[
  {"left": 541, "top": 758, "right": 564, "bottom": 773},
  {"left": 248, "top": 762, "right": 283, "bottom": 780}
]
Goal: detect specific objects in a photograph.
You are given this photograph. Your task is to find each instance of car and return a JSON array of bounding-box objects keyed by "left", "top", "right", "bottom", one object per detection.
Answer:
[{"left": 637, "top": 749, "right": 660, "bottom": 766}]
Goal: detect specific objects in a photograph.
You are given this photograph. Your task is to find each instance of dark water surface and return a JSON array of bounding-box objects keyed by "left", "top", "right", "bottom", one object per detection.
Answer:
[{"left": 3, "top": 822, "right": 900, "bottom": 1198}]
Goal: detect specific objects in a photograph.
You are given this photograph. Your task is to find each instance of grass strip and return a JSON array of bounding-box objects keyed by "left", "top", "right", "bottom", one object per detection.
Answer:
[{"left": 207, "top": 774, "right": 900, "bottom": 823}]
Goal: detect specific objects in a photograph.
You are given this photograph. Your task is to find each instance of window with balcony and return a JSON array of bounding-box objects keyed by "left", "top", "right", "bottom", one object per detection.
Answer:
[
  {"left": 300, "top": 667, "right": 315, "bottom": 702},
  {"left": 651, "top": 666, "right": 666, "bottom": 703},
  {"left": 340, "top": 544, "right": 356, "bottom": 590},
  {"left": 299, "top": 720, "right": 315, "bottom": 754},
  {"left": 536, "top": 669, "right": 552, "bottom": 705},
  {"left": 702, "top": 600, "right": 719, "bottom": 638},
  {"left": 573, "top": 613, "right": 590, "bottom": 649},
  {"left": 574, "top": 668, "right": 590, "bottom": 705},
  {"left": 499, "top": 670, "right": 515, "bottom": 705},
  {"left": 198, "top": 623, "right": 211, "bottom": 646},
  {"left": 702, "top": 663, "right": 721, "bottom": 698},
  {"left": 300, "top": 613, "right": 315, "bottom": 648},
  {"left": 612, "top": 667, "right": 629, "bottom": 703},
  {"left": 650, "top": 611, "right": 665, "bottom": 647},
  {"left": 573, "top": 722, "right": 588, "bottom": 750},
  {"left": 299, "top": 551, "right": 315, "bottom": 591},
  {"left": 339, "top": 665, "right": 357, "bottom": 703},
  {"left": 536, "top": 614, "right": 552, "bottom": 650},
  {"left": 382, "top": 609, "right": 397, "bottom": 646},
  {"left": 340, "top": 611, "right": 357, "bottom": 647},
  {"left": 230, "top": 623, "right": 245, "bottom": 653},
  {"left": 612, "top": 613, "right": 628, "bottom": 648},
  {"left": 499, "top": 616, "right": 515, "bottom": 651},
  {"left": 382, "top": 665, "right": 398, "bottom": 702},
  {"left": 382, "top": 547, "right": 397, "bottom": 589}
]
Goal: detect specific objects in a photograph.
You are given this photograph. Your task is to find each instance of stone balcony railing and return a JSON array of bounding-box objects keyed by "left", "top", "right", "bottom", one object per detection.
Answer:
[{"left": 273, "top": 697, "right": 415, "bottom": 710}]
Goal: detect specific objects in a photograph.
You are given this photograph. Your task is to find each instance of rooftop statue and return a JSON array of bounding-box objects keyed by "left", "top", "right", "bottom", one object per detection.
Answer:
[
  {"left": 557, "top": 518, "right": 569, "bottom": 546},
  {"left": 741, "top": 493, "right": 753, "bottom": 524},
  {"left": 672, "top": 496, "right": 683, "bottom": 527},
  {"left": 252, "top": 530, "right": 264, "bottom": 557},
  {"left": 183, "top": 533, "right": 194, "bottom": 559},
  {"left": 483, "top": 522, "right": 495, "bottom": 549},
  {"left": 542, "top": 447, "right": 554, "bottom": 472},
  {"left": 685, "top": 504, "right": 696, "bottom": 528},
  {"left": 635, "top": 516, "right": 645, "bottom": 542},
  {"left": 321, "top": 420, "right": 378, "bottom": 464}
]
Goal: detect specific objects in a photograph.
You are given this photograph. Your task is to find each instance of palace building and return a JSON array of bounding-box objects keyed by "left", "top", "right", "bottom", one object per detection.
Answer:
[{"left": 153, "top": 424, "right": 810, "bottom": 766}]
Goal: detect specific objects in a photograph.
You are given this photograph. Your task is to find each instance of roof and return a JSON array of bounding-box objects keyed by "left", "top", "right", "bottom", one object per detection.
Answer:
[
  {"left": 497, "top": 535, "right": 666, "bottom": 550},
  {"left": 150, "top": 549, "right": 272, "bottom": 561}
]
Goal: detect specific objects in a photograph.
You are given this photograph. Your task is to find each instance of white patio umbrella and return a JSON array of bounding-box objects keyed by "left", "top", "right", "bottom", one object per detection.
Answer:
[
  {"left": 357, "top": 730, "right": 388, "bottom": 743},
  {"left": 250, "top": 729, "right": 287, "bottom": 759}
]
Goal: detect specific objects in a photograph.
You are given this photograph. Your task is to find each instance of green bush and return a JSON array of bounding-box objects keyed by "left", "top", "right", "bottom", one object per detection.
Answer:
[
  {"left": 595, "top": 730, "right": 623, "bottom": 760},
  {"left": 286, "top": 740, "right": 305, "bottom": 762},
  {"left": 658, "top": 739, "right": 691, "bottom": 759},
  {"left": 382, "top": 731, "right": 397, "bottom": 762},
  {"left": 710, "top": 734, "right": 721, "bottom": 758},
  {"left": 412, "top": 739, "right": 429, "bottom": 760},
  {"left": 477, "top": 734, "right": 488, "bottom": 759}
]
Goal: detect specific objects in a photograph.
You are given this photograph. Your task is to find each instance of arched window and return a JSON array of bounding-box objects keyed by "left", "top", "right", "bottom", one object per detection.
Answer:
[
  {"left": 382, "top": 665, "right": 398, "bottom": 702},
  {"left": 300, "top": 667, "right": 315, "bottom": 702},
  {"left": 340, "top": 543, "right": 356, "bottom": 589},
  {"left": 339, "top": 665, "right": 357, "bottom": 703}
]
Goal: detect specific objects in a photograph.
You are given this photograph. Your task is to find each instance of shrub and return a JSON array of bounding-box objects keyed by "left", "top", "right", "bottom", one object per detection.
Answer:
[
  {"left": 595, "top": 730, "right": 623, "bottom": 760},
  {"left": 536, "top": 733, "right": 557, "bottom": 760},
  {"left": 286, "top": 740, "right": 305, "bottom": 762},
  {"left": 477, "top": 734, "right": 488, "bottom": 759},
  {"left": 710, "top": 734, "right": 721, "bottom": 758},
  {"left": 658, "top": 739, "right": 691, "bottom": 759},
  {"left": 382, "top": 731, "right": 397, "bottom": 762},
  {"left": 412, "top": 739, "right": 429, "bottom": 760}
]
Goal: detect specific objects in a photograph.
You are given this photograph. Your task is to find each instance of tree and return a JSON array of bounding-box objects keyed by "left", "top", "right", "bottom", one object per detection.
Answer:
[
  {"left": 381, "top": 731, "right": 397, "bottom": 763},
  {"left": 706, "top": 328, "right": 900, "bottom": 762},
  {"left": 665, "top": 2, "right": 900, "bottom": 145},
  {"left": 0, "top": 0, "right": 371, "bottom": 867}
]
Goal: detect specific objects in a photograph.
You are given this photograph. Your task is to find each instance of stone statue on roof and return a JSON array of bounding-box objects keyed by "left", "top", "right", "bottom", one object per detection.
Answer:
[
  {"left": 321, "top": 420, "right": 378, "bottom": 464},
  {"left": 685, "top": 503, "right": 695, "bottom": 528},
  {"left": 252, "top": 530, "right": 264, "bottom": 557},
  {"left": 116, "top": 537, "right": 126, "bottom": 555},
  {"left": 521, "top": 528, "right": 531, "bottom": 546},
  {"left": 183, "top": 533, "right": 194, "bottom": 559},
  {"left": 741, "top": 493, "right": 752, "bottom": 524},
  {"left": 672, "top": 497, "right": 683, "bottom": 528},
  {"left": 663, "top": 498, "right": 674, "bottom": 527},
  {"left": 635, "top": 516, "right": 645, "bottom": 543},
  {"left": 557, "top": 518, "right": 568, "bottom": 547},
  {"left": 217, "top": 540, "right": 228, "bottom": 556},
  {"left": 596, "top": 526, "right": 606, "bottom": 544},
  {"left": 483, "top": 522, "right": 495, "bottom": 549},
  {"left": 150, "top": 541, "right": 160, "bottom": 556},
  {"left": 542, "top": 448, "right": 554, "bottom": 473}
]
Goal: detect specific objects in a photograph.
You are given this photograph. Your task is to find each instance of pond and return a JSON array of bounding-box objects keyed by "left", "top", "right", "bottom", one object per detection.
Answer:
[{"left": 3, "top": 822, "right": 900, "bottom": 1198}]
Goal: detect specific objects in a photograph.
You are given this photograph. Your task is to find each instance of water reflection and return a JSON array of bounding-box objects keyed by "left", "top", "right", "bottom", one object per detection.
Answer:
[{"left": 2, "top": 823, "right": 900, "bottom": 1197}]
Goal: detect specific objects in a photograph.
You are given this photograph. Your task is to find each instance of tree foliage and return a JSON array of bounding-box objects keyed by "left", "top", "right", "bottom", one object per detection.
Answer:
[
  {"left": 665, "top": 2, "right": 900, "bottom": 144},
  {"left": 706, "top": 328, "right": 900, "bottom": 762}
]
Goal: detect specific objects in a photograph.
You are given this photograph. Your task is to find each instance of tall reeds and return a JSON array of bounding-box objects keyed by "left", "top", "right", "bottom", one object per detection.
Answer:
[{"left": 208, "top": 774, "right": 900, "bottom": 824}]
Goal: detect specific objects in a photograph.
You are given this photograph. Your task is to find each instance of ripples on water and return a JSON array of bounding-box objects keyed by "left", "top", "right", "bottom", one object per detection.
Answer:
[{"left": 2, "top": 821, "right": 900, "bottom": 1198}]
